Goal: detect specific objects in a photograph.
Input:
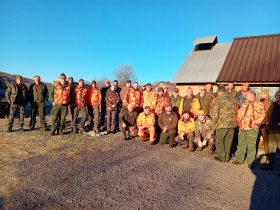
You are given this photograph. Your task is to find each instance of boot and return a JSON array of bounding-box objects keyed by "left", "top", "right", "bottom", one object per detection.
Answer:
[
  {"left": 7, "top": 126, "right": 12, "bottom": 132},
  {"left": 29, "top": 125, "right": 35, "bottom": 131}
]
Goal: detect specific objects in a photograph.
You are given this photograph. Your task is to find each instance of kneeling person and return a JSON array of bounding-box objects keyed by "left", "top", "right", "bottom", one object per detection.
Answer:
[
  {"left": 158, "top": 104, "right": 178, "bottom": 148},
  {"left": 137, "top": 106, "right": 156, "bottom": 144},
  {"left": 120, "top": 104, "right": 138, "bottom": 140},
  {"left": 175, "top": 110, "right": 195, "bottom": 151},
  {"left": 194, "top": 110, "right": 215, "bottom": 153}
]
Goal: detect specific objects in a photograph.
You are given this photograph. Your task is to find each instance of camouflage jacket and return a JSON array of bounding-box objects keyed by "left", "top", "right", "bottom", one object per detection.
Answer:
[
  {"left": 194, "top": 116, "right": 215, "bottom": 143},
  {"left": 120, "top": 109, "right": 138, "bottom": 127},
  {"left": 211, "top": 93, "right": 238, "bottom": 129}
]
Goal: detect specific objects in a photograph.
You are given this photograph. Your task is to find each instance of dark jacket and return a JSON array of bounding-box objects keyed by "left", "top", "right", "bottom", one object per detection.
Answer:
[
  {"left": 158, "top": 111, "right": 178, "bottom": 131},
  {"left": 105, "top": 89, "right": 121, "bottom": 111},
  {"left": 5, "top": 82, "right": 29, "bottom": 105},
  {"left": 120, "top": 109, "right": 138, "bottom": 126},
  {"left": 101, "top": 85, "right": 111, "bottom": 104},
  {"left": 268, "top": 102, "right": 280, "bottom": 133},
  {"left": 29, "top": 82, "right": 48, "bottom": 103}
]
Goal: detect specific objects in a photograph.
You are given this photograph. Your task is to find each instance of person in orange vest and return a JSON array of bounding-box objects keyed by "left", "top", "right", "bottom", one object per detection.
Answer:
[
  {"left": 72, "top": 79, "right": 88, "bottom": 133},
  {"left": 87, "top": 80, "right": 102, "bottom": 133},
  {"left": 137, "top": 106, "right": 156, "bottom": 145},
  {"left": 175, "top": 110, "right": 195, "bottom": 151},
  {"left": 142, "top": 83, "right": 157, "bottom": 113},
  {"left": 179, "top": 87, "right": 201, "bottom": 118},
  {"left": 125, "top": 82, "right": 143, "bottom": 114},
  {"left": 155, "top": 87, "right": 170, "bottom": 116},
  {"left": 49, "top": 73, "right": 70, "bottom": 136}
]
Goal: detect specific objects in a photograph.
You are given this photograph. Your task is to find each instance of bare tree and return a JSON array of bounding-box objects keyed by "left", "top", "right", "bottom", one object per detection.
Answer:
[
  {"left": 113, "top": 63, "right": 138, "bottom": 87},
  {"left": 92, "top": 75, "right": 110, "bottom": 89}
]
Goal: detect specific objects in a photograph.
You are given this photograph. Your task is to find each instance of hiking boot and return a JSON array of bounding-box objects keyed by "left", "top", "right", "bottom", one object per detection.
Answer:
[
  {"left": 260, "top": 164, "right": 274, "bottom": 171},
  {"left": 94, "top": 129, "right": 100, "bottom": 134},
  {"left": 196, "top": 147, "right": 202, "bottom": 151},
  {"left": 214, "top": 157, "right": 225, "bottom": 163},
  {"left": 7, "top": 126, "right": 12, "bottom": 132},
  {"left": 189, "top": 146, "right": 194, "bottom": 152},
  {"left": 19, "top": 126, "right": 24, "bottom": 132},
  {"left": 232, "top": 160, "right": 242, "bottom": 165},
  {"left": 79, "top": 128, "right": 84, "bottom": 134},
  {"left": 59, "top": 131, "right": 64, "bottom": 136}
]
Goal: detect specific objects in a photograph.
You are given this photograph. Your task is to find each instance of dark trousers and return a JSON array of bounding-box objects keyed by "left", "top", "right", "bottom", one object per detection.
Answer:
[
  {"left": 87, "top": 105, "right": 100, "bottom": 131},
  {"left": 8, "top": 104, "right": 25, "bottom": 127},
  {"left": 73, "top": 106, "right": 87, "bottom": 131},
  {"left": 100, "top": 102, "right": 106, "bottom": 126},
  {"left": 268, "top": 133, "right": 280, "bottom": 164},
  {"left": 69, "top": 106, "right": 75, "bottom": 127},
  {"left": 106, "top": 109, "right": 117, "bottom": 132},
  {"left": 51, "top": 104, "right": 68, "bottom": 133},
  {"left": 215, "top": 128, "right": 235, "bottom": 161},
  {"left": 120, "top": 124, "right": 138, "bottom": 138},
  {"left": 260, "top": 124, "right": 269, "bottom": 155},
  {"left": 159, "top": 129, "right": 176, "bottom": 145},
  {"left": 175, "top": 132, "right": 195, "bottom": 148},
  {"left": 29, "top": 102, "right": 47, "bottom": 128}
]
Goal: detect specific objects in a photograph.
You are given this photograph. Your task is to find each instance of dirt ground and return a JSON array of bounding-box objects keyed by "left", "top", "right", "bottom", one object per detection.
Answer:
[{"left": 0, "top": 114, "right": 280, "bottom": 210}]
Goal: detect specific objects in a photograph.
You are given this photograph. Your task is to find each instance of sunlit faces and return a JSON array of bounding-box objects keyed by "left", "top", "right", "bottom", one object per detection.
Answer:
[
  {"left": 16, "top": 78, "right": 23, "bottom": 85},
  {"left": 246, "top": 91, "right": 256, "bottom": 102},
  {"left": 133, "top": 82, "right": 138, "bottom": 89},
  {"left": 275, "top": 92, "right": 280, "bottom": 102},
  {"left": 144, "top": 107, "right": 150, "bottom": 115},
  {"left": 186, "top": 88, "right": 193, "bottom": 98},
  {"left": 60, "top": 78, "right": 66, "bottom": 85},
  {"left": 173, "top": 91, "right": 179, "bottom": 97},
  {"left": 197, "top": 114, "right": 206, "bottom": 122},
  {"left": 242, "top": 86, "right": 249, "bottom": 91},
  {"left": 146, "top": 85, "right": 152, "bottom": 91},
  {"left": 165, "top": 105, "right": 172, "bottom": 112},
  {"left": 158, "top": 91, "right": 164, "bottom": 97},
  {"left": 228, "top": 83, "right": 234, "bottom": 90},
  {"left": 182, "top": 113, "right": 190, "bottom": 121},
  {"left": 78, "top": 81, "right": 84, "bottom": 87}
]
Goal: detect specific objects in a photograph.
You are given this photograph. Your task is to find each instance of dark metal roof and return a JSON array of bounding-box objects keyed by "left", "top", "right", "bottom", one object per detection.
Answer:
[{"left": 217, "top": 33, "right": 280, "bottom": 83}]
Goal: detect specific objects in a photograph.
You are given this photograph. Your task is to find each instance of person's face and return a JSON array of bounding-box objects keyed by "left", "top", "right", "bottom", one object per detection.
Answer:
[
  {"left": 242, "top": 86, "right": 249, "bottom": 91},
  {"left": 105, "top": 82, "right": 110, "bottom": 87},
  {"left": 173, "top": 92, "right": 179, "bottom": 97},
  {"left": 166, "top": 106, "right": 172, "bottom": 112},
  {"left": 205, "top": 86, "right": 211, "bottom": 92},
  {"left": 276, "top": 92, "right": 280, "bottom": 102},
  {"left": 91, "top": 83, "right": 96, "bottom": 88},
  {"left": 78, "top": 81, "right": 84, "bottom": 87},
  {"left": 260, "top": 93, "right": 268, "bottom": 100},
  {"left": 186, "top": 89, "right": 193, "bottom": 97},
  {"left": 146, "top": 86, "right": 152, "bottom": 91},
  {"left": 158, "top": 91, "right": 163, "bottom": 97},
  {"left": 199, "top": 87, "right": 206, "bottom": 95},
  {"left": 246, "top": 92, "right": 255, "bottom": 102},
  {"left": 60, "top": 78, "right": 66, "bottom": 85},
  {"left": 133, "top": 83, "right": 138, "bottom": 89},
  {"left": 113, "top": 81, "right": 118, "bottom": 87},
  {"left": 128, "top": 106, "right": 134, "bottom": 112},
  {"left": 144, "top": 108, "right": 150, "bottom": 115},
  {"left": 183, "top": 113, "right": 190, "bottom": 120},
  {"left": 68, "top": 79, "right": 73, "bottom": 85},
  {"left": 34, "top": 78, "right": 40, "bottom": 85},
  {"left": 142, "top": 86, "right": 146, "bottom": 91},
  {"left": 16, "top": 78, "right": 22, "bottom": 85},
  {"left": 228, "top": 83, "right": 234, "bottom": 90},
  {"left": 198, "top": 114, "right": 205, "bottom": 122},
  {"left": 126, "top": 82, "right": 131, "bottom": 88},
  {"left": 111, "top": 85, "right": 116, "bottom": 91}
]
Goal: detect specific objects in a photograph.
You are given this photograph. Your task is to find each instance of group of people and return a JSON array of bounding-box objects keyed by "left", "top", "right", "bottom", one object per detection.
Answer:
[{"left": 5, "top": 74, "right": 280, "bottom": 171}]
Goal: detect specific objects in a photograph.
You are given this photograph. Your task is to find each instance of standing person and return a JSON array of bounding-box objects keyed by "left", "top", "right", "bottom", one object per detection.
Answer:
[
  {"left": 68, "top": 77, "right": 76, "bottom": 129},
  {"left": 72, "top": 79, "right": 88, "bottom": 133},
  {"left": 196, "top": 86, "right": 213, "bottom": 117},
  {"left": 259, "top": 89, "right": 273, "bottom": 158},
  {"left": 226, "top": 82, "right": 237, "bottom": 98},
  {"left": 142, "top": 83, "right": 157, "bottom": 113},
  {"left": 169, "top": 88, "right": 182, "bottom": 116},
  {"left": 105, "top": 84, "right": 121, "bottom": 134},
  {"left": 87, "top": 80, "right": 102, "bottom": 133},
  {"left": 232, "top": 91, "right": 266, "bottom": 168},
  {"left": 28, "top": 75, "right": 49, "bottom": 131},
  {"left": 120, "top": 104, "right": 138, "bottom": 140},
  {"left": 175, "top": 110, "right": 195, "bottom": 151},
  {"left": 100, "top": 80, "right": 111, "bottom": 127},
  {"left": 205, "top": 84, "right": 214, "bottom": 96},
  {"left": 155, "top": 87, "right": 170, "bottom": 116},
  {"left": 113, "top": 80, "right": 122, "bottom": 130},
  {"left": 120, "top": 80, "right": 131, "bottom": 113},
  {"left": 158, "top": 104, "right": 178, "bottom": 148},
  {"left": 49, "top": 73, "right": 70, "bottom": 136},
  {"left": 125, "top": 82, "right": 143, "bottom": 114},
  {"left": 211, "top": 85, "right": 238, "bottom": 162},
  {"left": 179, "top": 87, "right": 201, "bottom": 118},
  {"left": 137, "top": 106, "right": 156, "bottom": 145},
  {"left": 236, "top": 82, "right": 249, "bottom": 107},
  {"left": 6, "top": 75, "right": 29, "bottom": 132},
  {"left": 261, "top": 91, "right": 280, "bottom": 171},
  {"left": 194, "top": 110, "right": 215, "bottom": 153},
  {"left": 163, "top": 85, "right": 169, "bottom": 96}
]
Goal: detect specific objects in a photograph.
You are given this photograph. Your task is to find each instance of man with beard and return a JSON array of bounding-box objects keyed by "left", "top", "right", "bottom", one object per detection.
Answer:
[
  {"left": 169, "top": 88, "right": 182, "bottom": 116},
  {"left": 226, "top": 82, "right": 237, "bottom": 98},
  {"left": 120, "top": 104, "right": 138, "bottom": 140},
  {"left": 179, "top": 87, "right": 201, "bottom": 118},
  {"left": 142, "top": 83, "right": 157, "bottom": 113},
  {"left": 155, "top": 87, "right": 170, "bottom": 116}
]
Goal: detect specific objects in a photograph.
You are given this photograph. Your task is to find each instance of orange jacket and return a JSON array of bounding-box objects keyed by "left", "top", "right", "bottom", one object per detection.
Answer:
[
  {"left": 137, "top": 112, "right": 156, "bottom": 128},
  {"left": 179, "top": 96, "right": 201, "bottom": 117},
  {"left": 87, "top": 87, "right": 102, "bottom": 106},
  {"left": 53, "top": 83, "right": 70, "bottom": 104},
  {"left": 143, "top": 90, "right": 157, "bottom": 111},
  {"left": 74, "top": 85, "right": 88, "bottom": 107},
  {"left": 237, "top": 100, "right": 266, "bottom": 130},
  {"left": 178, "top": 118, "right": 195, "bottom": 135},
  {"left": 125, "top": 87, "right": 143, "bottom": 108},
  {"left": 155, "top": 94, "right": 170, "bottom": 115}
]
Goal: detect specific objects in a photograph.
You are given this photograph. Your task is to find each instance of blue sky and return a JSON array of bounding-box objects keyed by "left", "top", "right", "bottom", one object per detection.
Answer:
[{"left": 0, "top": 0, "right": 279, "bottom": 85}]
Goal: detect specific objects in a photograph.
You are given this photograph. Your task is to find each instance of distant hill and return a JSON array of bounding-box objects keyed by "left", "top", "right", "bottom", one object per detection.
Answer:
[{"left": 0, "top": 71, "right": 52, "bottom": 89}]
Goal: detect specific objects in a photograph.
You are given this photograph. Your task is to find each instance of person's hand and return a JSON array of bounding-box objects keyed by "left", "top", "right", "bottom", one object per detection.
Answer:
[
  {"left": 122, "top": 123, "right": 126, "bottom": 128},
  {"left": 163, "top": 126, "right": 168, "bottom": 133},
  {"left": 52, "top": 102, "right": 56, "bottom": 105},
  {"left": 112, "top": 105, "right": 116, "bottom": 108},
  {"left": 180, "top": 132, "right": 184, "bottom": 140},
  {"left": 198, "top": 141, "right": 203, "bottom": 148},
  {"left": 202, "top": 140, "right": 207, "bottom": 146}
]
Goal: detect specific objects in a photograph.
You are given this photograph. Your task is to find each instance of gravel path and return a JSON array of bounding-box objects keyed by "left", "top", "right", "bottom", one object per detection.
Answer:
[{"left": 1, "top": 115, "right": 280, "bottom": 210}]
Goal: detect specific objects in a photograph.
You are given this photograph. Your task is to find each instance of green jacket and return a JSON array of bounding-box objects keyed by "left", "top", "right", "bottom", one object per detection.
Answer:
[
  {"left": 29, "top": 82, "right": 49, "bottom": 103},
  {"left": 211, "top": 93, "right": 238, "bottom": 129},
  {"left": 194, "top": 116, "right": 214, "bottom": 143},
  {"left": 196, "top": 93, "right": 213, "bottom": 116},
  {"left": 170, "top": 95, "right": 182, "bottom": 114}
]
